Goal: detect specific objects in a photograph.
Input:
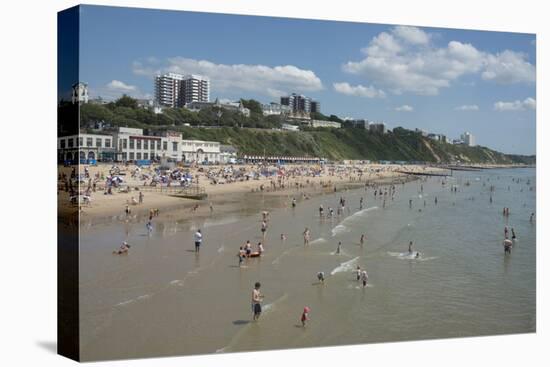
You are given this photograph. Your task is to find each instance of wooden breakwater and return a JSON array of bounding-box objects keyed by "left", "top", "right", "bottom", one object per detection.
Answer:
[{"left": 396, "top": 170, "right": 450, "bottom": 177}]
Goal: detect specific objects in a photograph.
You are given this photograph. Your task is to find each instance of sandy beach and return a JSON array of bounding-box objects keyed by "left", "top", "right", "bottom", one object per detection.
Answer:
[{"left": 58, "top": 162, "right": 447, "bottom": 223}]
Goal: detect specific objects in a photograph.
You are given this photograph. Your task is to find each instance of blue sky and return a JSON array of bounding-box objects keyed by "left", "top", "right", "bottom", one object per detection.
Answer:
[{"left": 78, "top": 5, "right": 536, "bottom": 155}]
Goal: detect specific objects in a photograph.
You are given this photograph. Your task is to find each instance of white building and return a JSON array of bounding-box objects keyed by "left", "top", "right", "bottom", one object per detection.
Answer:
[
  {"left": 182, "top": 140, "right": 221, "bottom": 163},
  {"left": 262, "top": 102, "right": 291, "bottom": 116},
  {"left": 59, "top": 127, "right": 222, "bottom": 164},
  {"left": 461, "top": 132, "right": 475, "bottom": 146},
  {"left": 71, "top": 82, "right": 89, "bottom": 104},
  {"left": 310, "top": 120, "right": 341, "bottom": 129},
  {"left": 154, "top": 73, "right": 210, "bottom": 108},
  {"left": 186, "top": 99, "right": 250, "bottom": 117},
  {"left": 282, "top": 123, "right": 300, "bottom": 131},
  {"left": 57, "top": 133, "right": 114, "bottom": 162}
]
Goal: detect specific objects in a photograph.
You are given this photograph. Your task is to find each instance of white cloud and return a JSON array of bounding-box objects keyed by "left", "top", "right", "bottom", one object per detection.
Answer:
[
  {"left": 482, "top": 50, "right": 536, "bottom": 84},
  {"left": 455, "top": 104, "right": 479, "bottom": 111},
  {"left": 343, "top": 26, "right": 535, "bottom": 95},
  {"left": 106, "top": 80, "right": 137, "bottom": 92},
  {"left": 392, "top": 25, "right": 430, "bottom": 45},
  {"left": 494, "top": 97, "right": 536, "bottom": 111},
  {"left": 395, "top": 104, "right": 414, "bottom": 112},
  {"left": 133, "top": 57, "right": 323, "bottom": 97},
  {"left": 333, "top": 82, "right": 386, "bottom": 98}
]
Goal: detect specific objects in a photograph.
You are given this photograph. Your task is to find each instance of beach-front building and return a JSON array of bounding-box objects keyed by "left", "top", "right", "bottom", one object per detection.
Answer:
[
  {"left": 219, "top": 145, "right": 238, "bottom": 164},
  {"left": 181, "top": 140, "right": 221, "bottom": 163},
  {"left": 58, "top": 133, "right": 114, "bottom": 162},
  {"left": 58, "top": 127, "right": 223, "bottom": 164}
]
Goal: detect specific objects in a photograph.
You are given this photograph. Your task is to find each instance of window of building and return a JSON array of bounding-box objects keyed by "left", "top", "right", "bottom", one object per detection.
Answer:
[
  {"left": 78, "top": 137, "right": 83, "bottom": 147},
  {"left": 172, "top": 142, "right": 178, "bottom": 152},
  {"left": 60, "top": 139, "right": 66, "bottom": 149},
  {"left": 129, "top": 139, "right": 135, "bottom": 149},
  {"left": 136, "top": 152, "right": 142, "bottom": 159},
  {"left": 157, "top": 141, "right": 161, "bottom": 150},
  {"left": 136, "top": 139, "right": 142, "bottom": 149},
  {"left": 163, "top": 141, "right": 168, "bottom": 150},
  {"left": 144, "top": 140, "right": 149, "bottom": 149},
  {"left": 86, "top": 137, "right": 93, "bottom": 147},
  {"left": 123, "top": 139, "right": 128, "bottom": 149},
  {"left": 129, "top": 152, "right": 134, "bottom": 160},
  {"left": 105, "top": 139, "right": 111, "bottom": 148},
  {"left": 96, "top": 138, "right": 102, "bottom": 148},
  {"left": 144, "top": 153, "right": 148, "bottom": 160}
]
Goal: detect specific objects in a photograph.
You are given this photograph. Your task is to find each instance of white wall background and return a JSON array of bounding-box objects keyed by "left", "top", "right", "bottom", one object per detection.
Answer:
[{"left": 0, "top": 0, "right": 546, "bottom": 366}]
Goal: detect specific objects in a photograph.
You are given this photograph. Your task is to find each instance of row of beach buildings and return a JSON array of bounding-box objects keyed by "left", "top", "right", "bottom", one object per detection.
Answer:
[{"left": 57, "top": 127, "right": 235, "bottom": 165}]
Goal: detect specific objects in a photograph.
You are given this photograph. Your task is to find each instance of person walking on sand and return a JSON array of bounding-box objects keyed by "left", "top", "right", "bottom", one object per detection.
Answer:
[
  {"left": 301, "top": 307, "right": 310, "bottom": 327},
  {"left": 303, "top": 228, "right": 311, "bottom": 246},
  {"left": 139, "top": 191, "right": 144, "bottom": 204},
  {"left": 194, "top": 229, "right": 203, "bottom": 253},
  {"left": 252, "top": 282, "right": 264, "bottom": 321}
]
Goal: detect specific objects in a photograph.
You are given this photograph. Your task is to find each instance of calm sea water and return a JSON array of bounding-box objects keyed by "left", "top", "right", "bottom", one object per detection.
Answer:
[{"left": 79, "top": 168, "right": 535, "bottom": 361}]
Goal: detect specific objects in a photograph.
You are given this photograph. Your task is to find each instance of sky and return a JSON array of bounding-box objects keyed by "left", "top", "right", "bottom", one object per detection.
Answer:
[{"left": 78, "top": 5, "right": 536, "bottom": 155}]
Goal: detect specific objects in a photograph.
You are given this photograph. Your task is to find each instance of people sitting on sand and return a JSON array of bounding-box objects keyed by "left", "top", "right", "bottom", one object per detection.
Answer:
[{"left": 113, "top": 241, "right": 130, "bottom": 254}]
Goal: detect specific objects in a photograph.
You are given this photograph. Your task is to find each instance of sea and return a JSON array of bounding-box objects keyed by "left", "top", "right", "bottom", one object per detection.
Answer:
[{"left": 78, "top": 168, "right": 536, "bottom": 361}]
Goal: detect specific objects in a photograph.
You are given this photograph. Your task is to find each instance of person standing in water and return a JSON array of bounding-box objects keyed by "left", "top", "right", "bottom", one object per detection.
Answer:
[
  {"left": 194, "top": 229, "right": 203, "bottom": 253},
  {"left": 319, "top": 205, "right": 324, "bottom": 218},
  {"left": 301, "top": 307, "right": 310, "bottom": 327},
  {"left": 361, "top": 270, "right": 369, "bottom": 288},
  {"left": 356, "top": 266, "right": 362, "bottom": 281},
  {"left": 292, "top": 197, "right": 297, "bottom": 208},
  {"left": 511, "top": 228, "right": 517, "bottom": 240},
  {"left": 408, "top": 240, "right": 414, "bottom": 254},
  {"left": 503, "top": 239, "right": 513, "bottom": 254},
  {"left": 252, "top": 282, "right": 264, "bottom": 321},
  {"left": 303, "top": 228, "right": 311, "bottom": 246},
  {"left": 261, "top": 220, "right": 268, "bottom": 240},
  {"left": 360, "top": 234, "right": 365, "bottom": 247},
  {"left": 359, "top": 197, "right": 364, "bottom": 210},
  {"left": 317, "top": 272, "right": 325, "bottom": 283},
  {"left": 336, "top": 241, "right": 342, "bottom": 254}
]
